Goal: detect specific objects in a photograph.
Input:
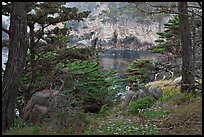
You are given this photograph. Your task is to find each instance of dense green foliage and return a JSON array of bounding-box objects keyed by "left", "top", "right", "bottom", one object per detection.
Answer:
[
  {"left": 22, "top": 47, "right": 96, "bottom": 89},
  {"left": 149, "top": 46, "right": 166, "bottom": 53},
  {"left": 150, "top": 15, "right": 180, "bottom": 54},
  {"left": 126, "top": 59, "right": 155, "bottom": 89},
  {"left": 2, "top": 2, "right": 202, "bottom": 135},
  {"left": 128, "top": 96, "right": 155, "bottom": 114},
  {"left": 64, "top": 59, "right": 122, "bottom": 107},
  {"left": 21, "top": 47, "right": 122, "bottom": 112}
]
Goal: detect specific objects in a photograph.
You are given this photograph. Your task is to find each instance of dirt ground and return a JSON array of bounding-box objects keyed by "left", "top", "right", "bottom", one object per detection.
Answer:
[
  {"left": 152, "top": 98, "right": 202, "bottom": 135},
  {"left": 90, "top": 95, "right": 202, "bottom": 135}
]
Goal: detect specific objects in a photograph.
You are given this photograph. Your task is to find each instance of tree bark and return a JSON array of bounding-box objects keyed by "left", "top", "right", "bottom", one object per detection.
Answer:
[
  {"left": 2, "top": 2, "right": 28, "bottom": 131},
  {"left": 178, "top": 2, "right": 195, "bottom": 92},
  {"left": 29, "top": 23, "right": 36, "bottom": 84}
]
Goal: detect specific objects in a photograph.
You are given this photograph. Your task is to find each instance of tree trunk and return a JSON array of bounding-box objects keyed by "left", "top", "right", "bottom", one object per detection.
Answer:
[
  {"left": 29, "top": 23, "right": 37, "bottom": 85},
  {"left": 178, "top": 2, "right": 195, "bottom": 92},
  {"left": 191, "top": 10, "right": 196, "bottom": 88},
  {"left": 2, "top": 2, "right": 28, "bottom": 131}
]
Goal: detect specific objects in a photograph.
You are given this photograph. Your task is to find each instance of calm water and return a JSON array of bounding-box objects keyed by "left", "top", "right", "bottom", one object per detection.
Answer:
[
  {"left": 99, "top": 49, "right": 160, "bottom": 96},
  {"left": 99, "top": 49, "right": 160, "bottom": 77},
  {"left": 2, "top": 48, "right": 159, "bottom": 93},
  {"left": 2, "top": 48, "right": 160, "bottom": 113}
]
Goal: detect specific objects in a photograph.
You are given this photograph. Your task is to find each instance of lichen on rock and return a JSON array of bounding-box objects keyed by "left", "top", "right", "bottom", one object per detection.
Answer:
[{"left": 145, "top": 79, "right": 181, "bottom": 95}]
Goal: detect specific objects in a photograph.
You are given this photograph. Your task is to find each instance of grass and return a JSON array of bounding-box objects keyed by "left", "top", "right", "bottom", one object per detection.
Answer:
[
  {"left": 128, "top": 96, "right": 156, "bottom": 115},
  {"left": 166, "top": 91, "right": 202, "bottom": 106},
  {"left": 83, "top": 120, "right": 160, "bottom": 135},
  {"left": 3, "top": 90, "right": 201, "bottom": 135},
  {"left": 143, "top": 110, "right": 170, "bottom": 118}
]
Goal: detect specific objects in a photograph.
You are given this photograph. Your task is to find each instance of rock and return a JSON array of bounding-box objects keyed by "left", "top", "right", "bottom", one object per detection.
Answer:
[
  {"left": 125, "top": 86, "right": 131, "bottom": 91},
  {"left": 121, "top": 90, "right": 135, "bottom": 110},
  {"left": 121, "top": 87, "right": 162, "bottom": 111},
  {"left": 26, "top": 105, "right": 48, "bottom": 124},
  {"left": 91, "top": 37, "right": 98, "bottom": 49},
  {"left": 122, "top": 34, "right": 137, "bottom": 44},
  {"left": 154, "top": 71, "right": 173, "bottom": 81},
  {"left": 23, "top": 90, "right": 52, "bottom": 114},
  {"left": 132, "top": 89, "right": 148, "bottom": 101},
  {"left": 76, "top": 39, "right": 91, "bottom": 48},
  {"left": 98, "top": 39, "right": 111, "bottom": 47},
  {"left": 67, "top": 20, "right": 80, "bottom": 31},
  {"left": 145, "top": 79, "right": 181, "bottom": 95},
  {"left": 148, "top": 86, "right": 163, "bottom": 100},
  {"left": 22, "top": 89, "right": 62, "bottom": 124},
  {"left": 173, "top": 76, "right": 182, "bottom": 84},
  {"left": 83, "top": 31, "right": 95, "bottom": 39}
]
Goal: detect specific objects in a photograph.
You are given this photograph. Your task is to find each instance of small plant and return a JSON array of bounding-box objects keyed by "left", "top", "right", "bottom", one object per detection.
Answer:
[
  {"left": 11, "top": 118, "right": 33, "bottom": 129},
  {"left": 128, "top": 96, "right": 155, "bottom": 115},
  {"left": 143, "top": 110, "right": 170, "bottom": 118},
  {"left": 32, "top": 126, "right": 41, "bottom": 135},
  {"left": 56, "top": 112, "right": 65, "bottom": 118},
  {"left": 99, "top": 105, "right": 112, "bottom": 116},
  {"left": 84, "top": 120, "right": 160, "bottom": 135},
  {"left": 158, "top": 94, "right": 176, "bottom": 102},
  {"left": 83, "top": 127, "right": 97, "bottom": 135}
]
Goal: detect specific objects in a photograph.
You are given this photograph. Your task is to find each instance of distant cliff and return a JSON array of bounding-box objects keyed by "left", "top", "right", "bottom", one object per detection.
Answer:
[{"left": 66, "top": 2, "right": 171, "bottom": 50}]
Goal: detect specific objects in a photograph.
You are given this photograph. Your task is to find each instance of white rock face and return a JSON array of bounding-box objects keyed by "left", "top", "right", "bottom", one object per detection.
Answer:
[
  {"left": 68, "top": 2, "right": 171, "bottom": 47},
  {"left": 173, "top": 76, "right": 182, "bottom": 84},
  {"left": 27, "top": 9, "right": 37, "bottom": 15}
]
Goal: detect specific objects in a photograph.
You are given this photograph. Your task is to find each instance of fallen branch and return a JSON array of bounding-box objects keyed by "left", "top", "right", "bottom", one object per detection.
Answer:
[{"left": 58, "top": 77, "right": 65, "bottom": 91}]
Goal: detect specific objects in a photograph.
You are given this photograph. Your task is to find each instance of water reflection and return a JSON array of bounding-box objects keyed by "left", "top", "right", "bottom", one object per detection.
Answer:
[{"left": 99, "top": 49, "right": 160, "bottom": 77}]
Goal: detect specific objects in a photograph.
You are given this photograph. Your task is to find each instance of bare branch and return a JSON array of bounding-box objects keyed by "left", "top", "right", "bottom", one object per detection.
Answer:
[{"left": 58, "top": 77, "right": 65, "bottom": 91}]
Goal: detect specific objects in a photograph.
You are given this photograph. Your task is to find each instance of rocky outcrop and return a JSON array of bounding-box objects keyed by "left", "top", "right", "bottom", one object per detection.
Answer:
[
  {"left": 65, "top": 3, "right": 171, "bottom": 50},
  {"left": 22, "top": 88, "right": 103, "bottom": 128},
  {"left": 22, "top": 89, "right": 60, "bottom": 123},
  {"left": 121, "top": 90, "right": 135, "bottom": 110},
  {"left": 173, "top": 76, "right": 182, "bottom": 84},
  {"left": 145, "top": 79, "right": 181, "bottom": 95},
  {"left": 121, "top": 87, "right": 163, "bottom": 110},
  {"left": 22, "top": 89, "right": 78, "bottom": 127},
  {"left": 148, "top": 87, "right": 163, "bottom": 100}
]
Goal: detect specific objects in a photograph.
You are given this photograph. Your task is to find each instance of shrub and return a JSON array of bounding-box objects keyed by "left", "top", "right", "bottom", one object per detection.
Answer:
[
  {"left": 149, "top": 46, "right": 166, "bottom": 53},
  {"left": 64, "top": 60, "right": 122, "bottom": 112},
  {"left": 126, "top": 59, "right": 155, "bottom": 84},
  {"left": 32, "top": 126, "right": 41, "bottom": 135},
  {"left": 128, "top": 96, "right": 155, "bottom": 114},
  {"left": 11, "top": 118, "right": 33, "bottom": 129}
]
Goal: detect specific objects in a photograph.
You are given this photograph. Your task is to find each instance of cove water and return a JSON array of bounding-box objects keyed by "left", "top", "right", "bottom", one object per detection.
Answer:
[{"left": 99, "top": 49, "right": 160, "bottom": 97}]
